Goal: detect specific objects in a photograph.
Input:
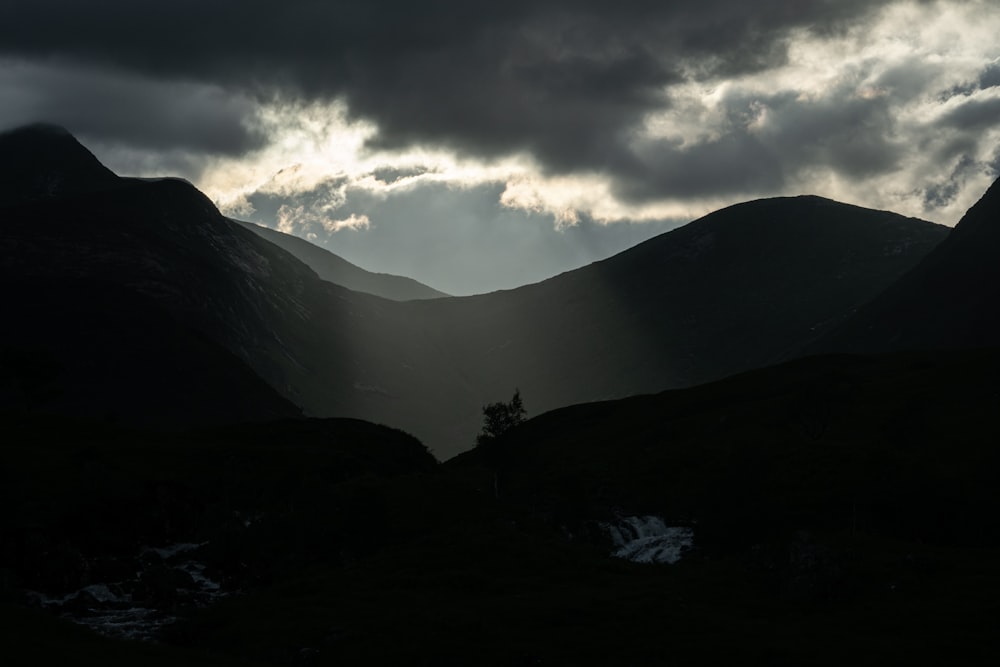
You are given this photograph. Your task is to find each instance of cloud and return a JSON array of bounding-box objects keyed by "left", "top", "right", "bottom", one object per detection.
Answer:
[
  {"left": 270, "top": 176, "right": 367, "bottom": 235},
  {"left": 0, "top": 1, "right": 897, "bottom": 175},
  {"left": 922, "top": 154, "right": 980, "bottom": 208},
  {"left": 0, "top": 59, "right": 264, "bottom": 157},
  {"left": 322, "top": 213, "right": 370, "bottom": 233},
  {"left": 979, "top": 61, "right": 1000, "bottom": 89},
  {"left": 939, "top": 94, "right": 1000, "bottom": 133},
  {"left": 275, "top": 204, "right": 370, "bottom": 236}
]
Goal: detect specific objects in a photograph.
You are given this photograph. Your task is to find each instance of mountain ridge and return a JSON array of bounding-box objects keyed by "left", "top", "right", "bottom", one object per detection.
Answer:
[
  {"left": 0, "top": 123, "right": 121, "bottom": 205},
  {"left": 235, "top": 219, "right": 449, "bottom": 301},
  {"left": 360, "top": 193, "right": 947, "bottom": 455},
  {"left": 0, "top": 124, "right": 952, "bottom": 456},
  {"left": 814, "top": 174, "right": 1000, "bottom": 354}
]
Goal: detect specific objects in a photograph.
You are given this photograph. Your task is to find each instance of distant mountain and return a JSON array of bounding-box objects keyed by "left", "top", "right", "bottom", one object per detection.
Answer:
[
  {"left": 235, "top": 220, "right": 448, "bottom": 300},
  {"left": 816, "top": 176, "right": 1000, "bottom": 353},
  {"left": 0, "top": 125, "right": 949, "bottom": 456}
]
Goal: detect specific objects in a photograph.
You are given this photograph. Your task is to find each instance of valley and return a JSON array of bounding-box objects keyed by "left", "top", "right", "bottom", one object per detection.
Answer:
[{"left": 2, "top": 124, "right": 999, "bottom": 664}]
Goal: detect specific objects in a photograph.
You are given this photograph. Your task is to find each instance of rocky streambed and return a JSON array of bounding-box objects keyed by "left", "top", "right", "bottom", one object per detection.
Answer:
[{"left": 28, "top": 542, "right": 226, "bottom": 641}]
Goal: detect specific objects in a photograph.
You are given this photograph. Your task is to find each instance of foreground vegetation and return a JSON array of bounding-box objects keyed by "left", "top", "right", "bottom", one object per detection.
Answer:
[{"left": 3, "top": 348, "right": 1000, "bottom": 664}]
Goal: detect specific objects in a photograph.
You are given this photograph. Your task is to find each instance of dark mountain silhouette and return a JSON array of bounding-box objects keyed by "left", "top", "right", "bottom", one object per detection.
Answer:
[
  {"left": 0, "top": 123, "right": 120, "bottom": 205},
  {"left": 1, "top": 280, "right": 301, "bottom": 427},
  {"left": 815, "top": 176, "right": 1000, "bottom": 353},
  {"left": 235, "top": 220, "right": 448, "bottom": 300},
  {"left": 0, "top": 125, "right": 330, "bottom": 426},
  {"left": 0, "top": 125, "right": 948, "bottom": 456}
]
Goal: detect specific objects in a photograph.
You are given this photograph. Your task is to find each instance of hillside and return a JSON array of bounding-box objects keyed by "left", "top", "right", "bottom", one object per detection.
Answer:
[
  {"left": 235, "top": 220, "right": 448, "bottom": 301},
  {"left": 0, "top": 126, "right": 306, "bottom": 426},
  {"left": 5, "top": 348, "right": 998, "bottom": 665},
  {"left": 816, "top": 175, "right": 1000, "bottom": 353},
  {"left": 370, "top": 195, "right": 947, "bottom": 455}
]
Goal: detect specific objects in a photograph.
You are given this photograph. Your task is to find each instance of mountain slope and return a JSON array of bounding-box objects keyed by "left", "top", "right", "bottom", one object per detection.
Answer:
[
  {"left": 0, "top": 123, "right": 121, "bottom": 205},
  {"left": 0, "top": 126, "right": 348, "bottom": 427},
  {"left": 0, "top": 173, "right": 400, "bottom": 427},
  {"left": 236, "top": 220, "right": 448, "bottom": 300},
  {"left": 362, "top": 196, "right": 947, "bottom": 455},
  {"left": 0, "top": 278, "right": 302, "bottom": 427},
  {"left": 816, "top": 176, "right": 1000, "bottom": 353},
  {"left": 452, "top": 346, "right": 1000, "bottom": 547}
]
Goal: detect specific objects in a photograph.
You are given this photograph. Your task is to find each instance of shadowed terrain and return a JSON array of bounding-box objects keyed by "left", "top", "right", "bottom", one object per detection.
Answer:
[
  {"left": 1, "top": 124, "right": 950, "bottom": 456},
  {"left": 816, "top": 176, "right": 1000, "bottom": 354},
  {"left": 3, "top": 348, "right": 999, "bottom": 665},
  {"left": 3, "top": 123, "right": 1000, "bottom": 665}
]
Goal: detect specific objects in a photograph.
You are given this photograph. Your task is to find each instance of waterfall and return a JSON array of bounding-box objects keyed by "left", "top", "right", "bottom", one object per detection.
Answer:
[
  {"left": 603, "top": 516, "right": 694, "bottom": 564},
  {"left": 32, "top": 541, "right": 225, "bottom": 642}
]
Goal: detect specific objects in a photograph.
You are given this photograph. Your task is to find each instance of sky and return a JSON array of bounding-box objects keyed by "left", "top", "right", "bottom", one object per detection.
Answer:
[{"left": 2, "top": 1, "right": 999, "bottom": 295}]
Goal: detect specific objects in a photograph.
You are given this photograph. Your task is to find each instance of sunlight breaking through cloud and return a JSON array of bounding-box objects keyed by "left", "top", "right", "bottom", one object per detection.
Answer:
[
  {"left": 4, "top": 0, "right": 999, "bottom": 292},
  {"left": 180, "top": 0, "right": 1000, "bottom": 239}
]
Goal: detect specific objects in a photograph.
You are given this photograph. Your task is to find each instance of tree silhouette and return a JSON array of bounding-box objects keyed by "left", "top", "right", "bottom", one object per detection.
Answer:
[
  {"left": 476, "top": 389, "right": 526, "bottom": 449},
  {"left": 475, "top": 389, "right": 526, "bottom": 498}
]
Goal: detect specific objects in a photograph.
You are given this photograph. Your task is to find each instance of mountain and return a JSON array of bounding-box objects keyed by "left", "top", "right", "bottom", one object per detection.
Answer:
[
  {"left": 0, "top": 123, "right": 120, "bottom": 206},
  {"left": 0, "top": 125, "right": 326, "bottom": 427},
  {"left": 235, "top": 220, "right": 448, "bottom": 300},
  {"left": 816, "top": 176, "right": 1000, "bottom": 353},
  {"left": 356, "top": 195, "right": 947, "bottom": 456},
  {"left": 0, "top": 125, "right": 949, "bottom": 456}
]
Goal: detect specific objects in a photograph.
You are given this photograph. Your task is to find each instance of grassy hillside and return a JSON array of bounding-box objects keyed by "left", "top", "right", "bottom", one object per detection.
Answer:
[{"left": 4, "top": 348, "right": 999, "bottom": 664}]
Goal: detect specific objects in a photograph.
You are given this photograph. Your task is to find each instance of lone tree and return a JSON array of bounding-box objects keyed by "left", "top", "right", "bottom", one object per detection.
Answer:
[
  {"left": 476, "top": 389, "right": 526, "bottom": 498},
  {"left": 476, "top": 389, "right": 526, "bottom": 448}
]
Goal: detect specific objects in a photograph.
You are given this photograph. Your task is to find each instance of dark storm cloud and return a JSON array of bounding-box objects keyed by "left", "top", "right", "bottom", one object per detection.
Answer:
[
  {"left": 0, "top": 1, "right": 896, "bottom": 187},
  {"left": 917, "top": 87, "right": 1000, "bottom": 213},
  {"left": 939, "top": 60, "right": 1000, "bottom": 102},
  {"left": 989, "top": 147, "right": 1000, "bottom": 177},
  {"left": 617, "top": 133, "right": 785, "bottom": 200},
  {"left": 0, "top": 61, "right": 264, "bottom": 157},
  {"left": 939, "top": 96, "right": 1000, "bottom": 133},
  {"left": 758, "top": 90, "right": 902, "bottom": 177},
  {"left": 978, "top": 62, "right": 1000, "bottom": 89},
  {"left": 370, "top": 166, "right": 435, "bottom": 185},
  {"left": 615, "top": 78, "right": 904, "bottom": 201},
  {"left": 922, "top": 154, "right": 982, "bottom": 210}
]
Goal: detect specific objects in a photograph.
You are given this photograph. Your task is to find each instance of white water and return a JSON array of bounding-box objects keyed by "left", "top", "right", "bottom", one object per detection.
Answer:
[
  {"left": 35, "top": 541, "right": 225, "bottom": 642},
  {"left": 603, "top": 516, "right": 694, "bottom": 564}
]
